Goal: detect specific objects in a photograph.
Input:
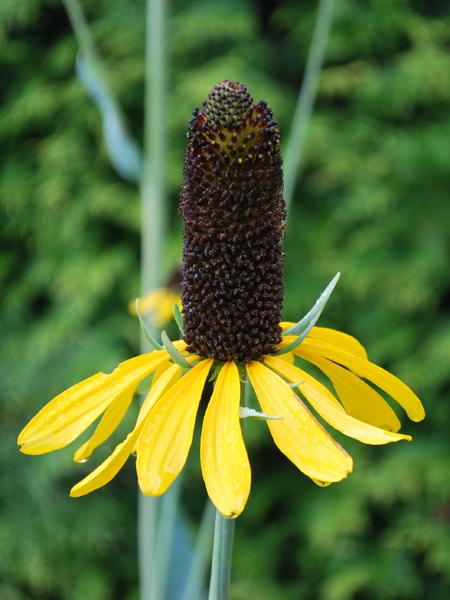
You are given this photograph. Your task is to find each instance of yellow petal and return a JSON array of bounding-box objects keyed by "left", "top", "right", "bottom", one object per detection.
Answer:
[
  {"left": 266, "top": 357, "right": 411, "bottom": 445},
  {"left": 306, "top": 327, "right": 368, "bottom": 359},
  {"left": 200, "top": 362, "right": 251, "bottom": 518},
  {"left": 70, "top": 431, "right": 138, "bottom": 497},
  {"left": 136, "top": 364, "right": 183, "bottom": 428},
  {"left": 280, "top": 324, "right": 367, "bottom": 359},
  {"left": 70, "top": 364, "right": 182, "bottom": 497},
  {"left": 18, "top": 350, "right": 168, "bottom": 455},
  {"left": 137, "top": 359, "right": 213, "bottom": 496},
  {"left": 297, "top": 339, "right": 425, "bottom": 422},
  {"left": 73, "top": 383, "right": 136, "bottom": 463},
  {"left": 300, "top": 351, "right": 401, "bottom": 432},
  {"left": 151, "top": 358, "right": 172, "bottom": 385},
  {"left": 278, "top": 352, "right": 295, "bottom": 364},
  {"left": 247, "top": 361, "right": 352, "bottom": 483}
]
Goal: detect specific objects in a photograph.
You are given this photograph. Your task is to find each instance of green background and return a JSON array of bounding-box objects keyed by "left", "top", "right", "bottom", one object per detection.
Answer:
[{"left": 1, "top": 0, "right": 449, "bottom": 598}]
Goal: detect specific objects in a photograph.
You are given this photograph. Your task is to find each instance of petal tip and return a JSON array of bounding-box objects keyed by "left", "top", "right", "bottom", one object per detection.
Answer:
[
  {"left": 18, "top": 444, "right": 39, "bottom": 456},
  {"left": 73, "top": 445, "right": 91, "bottom": 464},
  {"left": 412, "top": 409, "right": 426, "bottom": 423}
]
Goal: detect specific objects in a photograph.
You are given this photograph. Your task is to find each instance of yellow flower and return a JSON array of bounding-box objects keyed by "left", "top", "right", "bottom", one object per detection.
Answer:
[
  {"left": 18, "top": 323, "right": 424, "bottom": 518},
  {"left": 128, "top": 288, "right": 181, "bottom": 327},
  {"left": 18, "top": 81, "right": 425, "bottom": 519}
]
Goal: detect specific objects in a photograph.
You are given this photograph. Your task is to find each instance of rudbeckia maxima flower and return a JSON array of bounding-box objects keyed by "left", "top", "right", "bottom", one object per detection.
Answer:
[{"left": 18, "top": 82, "right": 425, "bottom": 518}]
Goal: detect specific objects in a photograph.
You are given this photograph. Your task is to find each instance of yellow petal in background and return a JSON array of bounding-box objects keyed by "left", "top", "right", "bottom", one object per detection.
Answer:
[
  {"left": 298, "top": 339, "right": 425, "bottom": 422},
  {"left": 156, "top": 292, "right": 180, "bottom": 327},
  {"left": 247, "top": 361, "right": 352, "bottom": 484},
  {"left": 266, "top": 357, "right": 411, "bottom": 445},
  {"left": 129, "top": 289, "right": 165, "bottom": 315},
  {"left": 129, "top": 289, "right": 181, "bottom": 326},
  {"left": 18, "top": 350, "right": 168, "bottom": 455},
  {"left": 137, "top": 359, "right": 213, "bottom": 496},
  {"left": 300, "top": 351, "right": 401, "bottom": 432},
  {"left": 70, "top": 364, "right": 182, "bottom": 497},
  {"left": 201, "top": 362, "right": 251, "bottom": 518}
]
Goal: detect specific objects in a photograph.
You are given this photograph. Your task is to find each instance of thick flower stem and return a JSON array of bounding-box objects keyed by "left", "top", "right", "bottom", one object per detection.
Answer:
[{"left": 208, "top": 511, "right": 236, "bottom": 600}]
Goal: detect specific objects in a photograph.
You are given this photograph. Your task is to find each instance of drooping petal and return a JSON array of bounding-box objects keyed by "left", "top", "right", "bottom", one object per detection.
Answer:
[
  {"left": 247, "top": 361, "right": 352, "bottom": 484},
  {"left": 151, "top": 358, "right": 173, "bottom": 385},
  {"left": 70, "top": 364, "right": 182, "bottom": 497},
  {"left": 136, "top": 364, "right": 183, "bottom": 428},
  {"left": 306, "top": 327, "right": 368, "bottom": 359},
  {"left": 201, "top": 362, "right": 251, "bottom": 518},
  {"left": 266, "top": 357, "right": 411, "bottom": 445},
  {"left": 73, "top": 383, "right": 136, "bottom": 463},
  {"left": 300, "top": 351, "right": 401, "bottom": 432},
  {"left": 137, "top": 359, "right": 213, "bottom": 496},
  {"left": 280, "top": 324, "right": 367, "bottom": 358},
  {"left": 70, "top": 431, "right": 138, "bottom": 497},
  {"left": 297, "top": 339, "right": 425, "bottom": 422},
  {"left": 18, "top": 350, "right": 168, "bottom": 455}
]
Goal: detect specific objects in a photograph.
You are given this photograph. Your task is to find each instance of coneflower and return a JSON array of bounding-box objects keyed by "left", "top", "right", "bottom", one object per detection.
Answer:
[{"left": 18, "top": 81, "right": 425, "bottom": 519}]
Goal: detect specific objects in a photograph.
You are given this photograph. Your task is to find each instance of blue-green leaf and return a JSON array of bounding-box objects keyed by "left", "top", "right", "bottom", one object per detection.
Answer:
[
  {"left": 76, "top": 54, "right": 143, "bottom": 183},
  {"left": 284, "top": 272, "right": 340, "bottom": 337},
  {"left": 173, "top": 303, "right": 184, "bottom": 336}
]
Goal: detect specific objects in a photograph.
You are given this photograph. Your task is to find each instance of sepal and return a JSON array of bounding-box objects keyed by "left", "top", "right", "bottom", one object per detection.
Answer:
[
  {"left": 239, "top": 407, "right": 283, "bottom": 421},
  {"left": 275, "top": 273, "right": 340, "bottom": 356},
  {"left": 161, "top": 331, "right": 192, "bottom": 369},
  {"left": 135, "top": 299, "right": 162, "bottom": 350}
]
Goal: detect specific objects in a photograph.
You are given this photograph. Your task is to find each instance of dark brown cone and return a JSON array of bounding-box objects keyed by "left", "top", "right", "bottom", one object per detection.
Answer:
[{"left": 179, "top": 81, "right": 285, "bottom": 362}]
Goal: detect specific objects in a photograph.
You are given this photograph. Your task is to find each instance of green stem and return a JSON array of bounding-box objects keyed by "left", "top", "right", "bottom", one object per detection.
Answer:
[
  {"left": 283, "top": 0, "right": 335, "bottom": 214},
  {"left": 62, "top": 0, "right": 97, "bottom": 60},
  {"left": 139, "top": 0, "right": 168, "bottom": 598},
  {"left": 155, "top": 477, "right": 183, "bottom": 600},
  {"left": 208, "top": 512, "right": 236, "bottom": 600}
]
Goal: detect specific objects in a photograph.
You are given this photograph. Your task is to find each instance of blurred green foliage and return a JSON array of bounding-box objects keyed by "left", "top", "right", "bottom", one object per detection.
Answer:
[{"left": 1, "top": 0, "right": 449, "bottom": 598}]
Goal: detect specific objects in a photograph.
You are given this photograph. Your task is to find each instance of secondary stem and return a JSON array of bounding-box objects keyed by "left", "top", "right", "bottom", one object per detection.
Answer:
[
  {"left": 139, "top": 0, "right": 167, "bottom": 598},
  {"left": 283, "top": 0, "right": 335, "bottom": 214}
]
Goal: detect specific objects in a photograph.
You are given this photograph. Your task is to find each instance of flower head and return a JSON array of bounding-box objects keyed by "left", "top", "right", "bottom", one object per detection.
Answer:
[
  {"left": 18, "top": 81, "right": 425, "bottom": 518},
  {"left": 181, "top": 80, "right": 284, "bottom": 362}
]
